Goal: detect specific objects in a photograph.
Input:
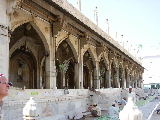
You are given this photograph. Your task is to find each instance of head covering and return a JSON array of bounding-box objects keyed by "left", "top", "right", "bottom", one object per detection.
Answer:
[
  {"left": 129, "top": 86, "right": 132, "bottom": 88},
  {"left": 112, "top": 102, "right": 116, "bottom": 105},
  {"left": 93, "top": 103, "right": 97, "bottom": 106}
]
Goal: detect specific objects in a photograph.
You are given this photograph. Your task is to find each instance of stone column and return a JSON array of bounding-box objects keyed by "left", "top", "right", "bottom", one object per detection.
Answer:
[
  {"left": 126, "top": 73, "right": 130, "bottom": 88},
  {"left": 94, "top": 67, "right": 100, "bottom": 89},
  {"left": 116, "top": 69, "right": 120, "bottom": 88},
  {"left": 0, "top": 0, "right": 10, "bottom": 78},
  {"left": 45, "top": 49, "right": 56, "bottom": 89},
  {"left": 122, "top": 70, "right": 126, "bottom": 88},
  {"left": 120, "top": 70, "right": 125, "bottom": 88},
  {"left": 135, "top": 80, "right": 137, "bottom": 88},
  {"left": 78, "top": 60, "right": 83, "bottom": 89},
  {"left": 74, "top": 62, "right": 79, "bottom": 89},
  {"left": 106, "top": 70, "right": 111, "bottom": 88},
  {"left": 90, "top": 71, "right": 93, "bottom": 88},
  {"left": 45, "top": 57, "right": 51, "bottom": 89}
]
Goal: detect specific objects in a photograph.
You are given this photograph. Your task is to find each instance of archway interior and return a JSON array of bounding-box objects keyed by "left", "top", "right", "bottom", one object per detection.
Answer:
[
  {"left": 56, "top": 40, "right": 75, "bottom": 89},
  {"left": 9, "top": 23, "right": 45, "bottom": 89},
  {"left": 83, "top": 51, "right": 94, "bottom": 89}
]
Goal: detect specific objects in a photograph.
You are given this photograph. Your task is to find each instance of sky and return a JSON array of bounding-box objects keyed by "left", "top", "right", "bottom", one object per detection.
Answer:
[{"left": 66, "top": 0, "right": 160, "bottom": 58}]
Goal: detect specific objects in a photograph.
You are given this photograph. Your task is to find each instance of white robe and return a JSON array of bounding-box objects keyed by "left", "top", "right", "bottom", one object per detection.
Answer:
[
  {"left": 128, "top": 92, "right": 136, "bottom": 103},
  {"left": 108, "top": 106, "right": 119, "bottom": 119},
  {"left": 92, "top": 106, "right": 101, "bottom": 116}
]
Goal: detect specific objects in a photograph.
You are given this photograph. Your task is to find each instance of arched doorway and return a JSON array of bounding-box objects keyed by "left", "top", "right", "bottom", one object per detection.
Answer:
[
  {"left": 56, "top": 40, "right": 76, "bottom": 89},
  {"left": 83, "top": 51, "right": 94, "bottom": 89},
  {"left": 9, "top": 23, "right": 46, "bottom": 89}
]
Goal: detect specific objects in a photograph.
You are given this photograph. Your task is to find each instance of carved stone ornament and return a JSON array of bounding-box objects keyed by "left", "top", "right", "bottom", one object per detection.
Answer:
[
  {"left": 45, "top": 27, "right": 49, "bottom": 33},
  {"left": 13, "top": 11, "right": 18, "bottom": 18},
  {"left": 26, "top": 24, "right": 32, "bottom": 31}
]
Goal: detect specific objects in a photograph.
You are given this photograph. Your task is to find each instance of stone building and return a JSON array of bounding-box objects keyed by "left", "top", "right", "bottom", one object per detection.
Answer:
[
  {"left": 0, "top": 0, "right": 144, "bottom": 119},
  {"left": 142, "top": 55, "right": 160, "bottom": 88},
  {"left": 1, "top": 0, "right": 144, "bottom": 89}
]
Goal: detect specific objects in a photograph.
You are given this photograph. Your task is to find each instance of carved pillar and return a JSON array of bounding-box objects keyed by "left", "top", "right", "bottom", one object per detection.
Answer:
[
  {"left": 116, "top": 68, "right": 120, "bottom": 88},
  {"left": 45, "top": 22, "right": 57, "bottom": 89},
  {"left": 121, "top": 70, "right": 125, "bottom": 88},
  {"left": 90, "top": 71, "right": 93, "bottom": 88},
  {"left": 74, "top": 62, "right": 79, "bottom": 89},
  {"left": 126, "top": 73, "right": 130, "bottom": 88},
  {"left": 106, "top": 69, "right": 111, "bottom": 88},
  {"left": 135, "top": 80, "right": 137, "bottom": 88},
  {"left": 94, "top": 63, "right": 100, "bottom": 89},
  {"left": 62, "top": 71, "right": 66, "bottom": 87},
  {"left": 79, "top": 60, "right": 83, "bottom": 89},
  {"left": 45, "top": 57, "right": 51, "bottom": 89}
]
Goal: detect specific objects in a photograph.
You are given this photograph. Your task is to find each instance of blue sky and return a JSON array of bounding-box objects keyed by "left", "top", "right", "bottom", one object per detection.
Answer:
[{"left": 67, "top": 0, "right": 160, "bottom": 57}]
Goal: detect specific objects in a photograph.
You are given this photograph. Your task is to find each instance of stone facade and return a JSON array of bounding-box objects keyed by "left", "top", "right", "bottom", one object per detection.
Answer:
[
  {"left": 0, "top": 0, "right": 145, "bottom": 119},
  {"left": 0, "top": 0, "right": 144, "bottom": 90}
]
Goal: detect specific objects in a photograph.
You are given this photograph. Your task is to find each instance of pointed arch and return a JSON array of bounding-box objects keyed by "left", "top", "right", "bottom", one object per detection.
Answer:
[{"left": 82, "top": 44, "right": 97, "bottom": 66}]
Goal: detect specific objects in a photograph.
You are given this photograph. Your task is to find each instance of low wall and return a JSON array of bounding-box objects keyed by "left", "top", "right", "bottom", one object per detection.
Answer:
[
  {"left": 1, "top": 88, "right": 146, "bottom": 120},
  {"left": 2, "top": 88, "right": 90, "bottom": 120}
]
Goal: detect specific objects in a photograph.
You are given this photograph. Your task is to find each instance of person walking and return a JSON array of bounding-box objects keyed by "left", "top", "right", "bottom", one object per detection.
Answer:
[{"left": 128, "top": 86, "right": 136, "bottom": 103}]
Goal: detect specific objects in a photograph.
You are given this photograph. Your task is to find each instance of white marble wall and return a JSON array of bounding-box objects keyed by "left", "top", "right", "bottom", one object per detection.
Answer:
[{"left": 2, "top": 89, "right": 90, "bottom": 120}]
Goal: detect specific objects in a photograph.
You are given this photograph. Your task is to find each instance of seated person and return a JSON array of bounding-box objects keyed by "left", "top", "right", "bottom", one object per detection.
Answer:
[
  {"left": 91, "top": 103, "right": 101, "bottom": 117},
  {"left": 118, "top": 97, "right": 127, "bottom": 107},
  {"left": 156, "top": 109, "right": 160, "bottom": 114},
  {"left": 88, "top": 105, "right": 94, "bottom": 112},
  {"left": 74, "top": 109, "right": 84, "bottom": 120},
  {"left": 108, "top": 103, "right": 119, "bottom": 119}
]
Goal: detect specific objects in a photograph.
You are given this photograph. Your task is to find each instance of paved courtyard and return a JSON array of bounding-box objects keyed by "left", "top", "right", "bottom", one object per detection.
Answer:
[{"left": 83, "top": 98, "right": 160, "bottom": 120}]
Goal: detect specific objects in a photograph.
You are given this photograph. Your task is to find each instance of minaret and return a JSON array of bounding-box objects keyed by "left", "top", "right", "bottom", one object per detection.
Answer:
[
  {"left": 77, "top": 0, "right": 81, "bottom": 11},
  {"left": 94, "top": 7, "right": 98, "bottom": 26}
]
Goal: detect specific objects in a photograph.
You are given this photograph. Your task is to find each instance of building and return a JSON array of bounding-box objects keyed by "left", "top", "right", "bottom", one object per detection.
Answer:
[
  {"left": 0, "top": 0, "right": 144, "bottom": 119},
  {"left": 142, "top": 55, "right": 160, "bottom": 89}
]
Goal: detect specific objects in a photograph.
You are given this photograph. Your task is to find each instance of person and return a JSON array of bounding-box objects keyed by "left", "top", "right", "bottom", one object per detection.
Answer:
[
  {"left": 128, "top": 86, "right": 136, "bottom": 103},
  {"left": 108, "top": 103, "right": 119, "bottom": 119},
  {"left": 73, "top": 109, "right": 84, "bottom": 120},
  {"left": 91, "top": 103, "right": 101, "bottom": 117},
  {"left": 155, "top": 109, "right": 160, "bottom": 114},
  {"left": 118, "top": 97, "right": 127, "bottom": 108},
  {"left": 119, "top": 97, "right": 143, "bottom": 120},
  {"left": 0, "top": 73, "right": 12, "bottom": 119},
  {"left": 88, "top": 105, "right": 94, "bottom": 112}
]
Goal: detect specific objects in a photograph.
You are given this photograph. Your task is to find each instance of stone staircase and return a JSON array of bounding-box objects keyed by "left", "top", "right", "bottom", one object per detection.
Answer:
[{"left": 89, "top": 90, "right": 109, "bottom": 110}]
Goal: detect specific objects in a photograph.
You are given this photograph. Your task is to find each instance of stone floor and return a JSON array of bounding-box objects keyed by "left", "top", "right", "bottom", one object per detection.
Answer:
[
  {"left": 81, "top": 98, "right": 160, "bottom": 120},
  {"left": 149, "top": 101, "right": 160, "bottom": 120},
  {"left": 83, "top": 110, "right": 108, "bottom": 120}
]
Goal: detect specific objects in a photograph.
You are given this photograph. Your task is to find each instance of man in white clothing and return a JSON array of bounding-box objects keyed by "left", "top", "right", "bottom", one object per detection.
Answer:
[
  {"left": 128, "top": 86, "right": 136, "bottom": 103},
  {"left": 108, "top": 103, "right": 119, "bottom": 119},
  {"left": 91, "top": 103, "right": 101, "bottom": 117}
]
